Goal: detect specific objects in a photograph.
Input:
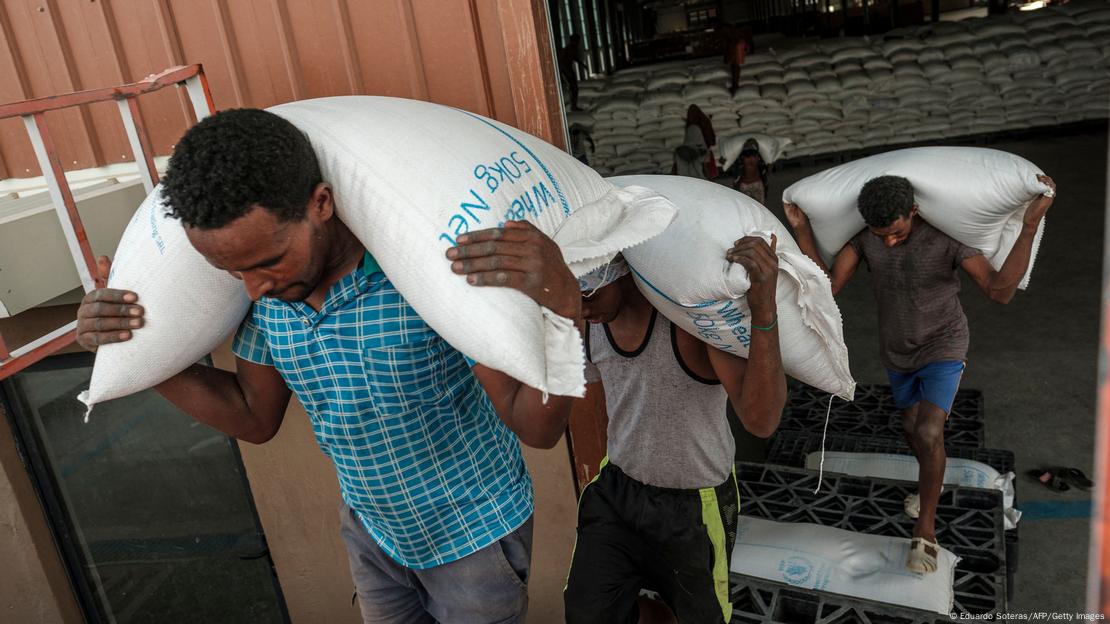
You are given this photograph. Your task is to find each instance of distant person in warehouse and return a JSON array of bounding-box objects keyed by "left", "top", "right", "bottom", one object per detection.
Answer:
[
  {"left": 732, "top": 138, "right": 769, "bottom": 205},
  {"left": 783, "top": 174, "right": 1056, "bottom": 574},
  {"left": 564, "top": 243, "right": 786, "bottom": 623},
  {"left": 75, "top": 108, "right": 583, "bottom": 623},
  {"left": 726, "top": 24, "right": 752, "bottom": 96},
  {"left": 559, "top": 34, "right": 587, "bottom": 111},
  {"left": 569, "top": 123, "right": 595, "bottom": 166},
  {"left": 672, "top": 104, "right": 718, "bottom": 179}
]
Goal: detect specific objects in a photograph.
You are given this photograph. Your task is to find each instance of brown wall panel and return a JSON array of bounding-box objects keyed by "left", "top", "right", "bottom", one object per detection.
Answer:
[
  {"left": 218, "top": 0, "right": 261, "bottom": 105},
  {"left": 116, "top": 2, "right": 196, "bottom": 155},
  {"left": 344, "top": 0, "right": 425, "bottom": 99},
  {"left": 328, "top": 0, "right": 365, "bottom": 94},
  {"left": 148, "top": 0, "right": 206, "bottom": 139},
  {"left": 167, "top": 0, "right": 240, "bottom": 110},
  {"left": 410, "top": 0, "right": 493, "bottom": 114},
  {"left": 496, "top": 0, "right": 567, "bottom": 148},
  {"left": 31, "top": 0, "right": 104, "bottom": 167},
  {"left": 0, "top": 0, "right": 569, "bottom": 178},
  {"left": 474, "top": 0, "right": 517, "bottom": 124},
  {"left": 58, "top": 0, "right": 130, "bottom": 163},
  {"left": 0, "top": 0, "right": 32, "bottom": 178},
  {"left": 3, "top": 1, "right": 87, "bottom": 173}
]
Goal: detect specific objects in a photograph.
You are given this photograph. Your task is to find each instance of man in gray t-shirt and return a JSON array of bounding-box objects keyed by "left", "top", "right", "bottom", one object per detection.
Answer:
[
  {"left": 786, "top": 174, "right": 1055, "bottom": 574},
  {"left": 564, "top": 240, "right": 786, "bottom": 624}
]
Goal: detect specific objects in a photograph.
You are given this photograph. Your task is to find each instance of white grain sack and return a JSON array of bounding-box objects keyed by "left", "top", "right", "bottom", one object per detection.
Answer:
[
  {"left": 609, "top": 175, "right": 854, "bottom": 399},
  {"left": 82, "top": 97, "right": 678, "bottom": 411},
  {"left": 782, "top": 147, "right": 1050, "bottom": 288}
]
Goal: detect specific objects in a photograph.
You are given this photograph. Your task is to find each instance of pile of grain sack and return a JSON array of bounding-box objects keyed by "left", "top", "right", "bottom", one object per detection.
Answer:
[{"left": 573, "top": 0, "right": 1110, "bottom": 174}]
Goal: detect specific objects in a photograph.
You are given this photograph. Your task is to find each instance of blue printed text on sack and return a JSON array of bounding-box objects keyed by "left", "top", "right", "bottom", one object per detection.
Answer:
[
  {"left": 685, "top": 299, "right": 751, "bottom": 352},
  {"left": 438, "top": 151, "right": 558, "bottom": 245},
  {"left": 148, "top": 203, "right": 166, "bottom": 255}
]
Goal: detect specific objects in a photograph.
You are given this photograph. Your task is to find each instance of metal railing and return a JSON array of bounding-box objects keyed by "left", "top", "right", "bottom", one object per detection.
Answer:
[{"left": 0, "top": 64, "right": 214, "bottom": 380}]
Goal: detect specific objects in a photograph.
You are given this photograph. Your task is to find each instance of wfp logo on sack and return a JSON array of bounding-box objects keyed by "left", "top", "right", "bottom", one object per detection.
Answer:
[
  {"left": 779, "top": 556, "right": 813, "bottom": 586},
  {"left": 147, "top": 199, "right": 167, "bottom": 255}
]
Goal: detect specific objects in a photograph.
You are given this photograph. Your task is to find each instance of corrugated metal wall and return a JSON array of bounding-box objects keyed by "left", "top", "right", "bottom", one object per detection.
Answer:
[{"left": 0, "top": 0, "right": 566, "bottom": 179}]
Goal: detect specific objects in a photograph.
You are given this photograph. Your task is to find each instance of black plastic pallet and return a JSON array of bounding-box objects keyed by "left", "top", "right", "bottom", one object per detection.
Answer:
[
  {"left": 731, "top": 574, "right": 939, "bottom": 624},
  {"left": 734, "top": 462, "right": 1007, "bottom": 616},
  {"left": 765, "top": 430, "right": 1013, "bottom": 475},
  {"left": 763, "top": 431, "right": 1020, "bottom": 599},
  {"left": 778, "top": 384, "right": 985, "bottom": 448},
  {"left": 788, "top": 384, "right": 985, "bottom": 422},
  {"left": 776, "top": 410, "right": 985, "bottom": 449}
]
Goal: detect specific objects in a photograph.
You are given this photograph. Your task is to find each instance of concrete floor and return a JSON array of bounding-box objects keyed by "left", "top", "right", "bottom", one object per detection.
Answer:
[{"left": 759, "top": 126, "right": 1107, "bottom": 612}]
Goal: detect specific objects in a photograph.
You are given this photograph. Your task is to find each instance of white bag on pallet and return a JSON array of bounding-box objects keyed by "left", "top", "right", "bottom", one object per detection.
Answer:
[
  {"left": 609, "top": 175, "right": 855, "bottom": 399},
  {"left": 781, "top": 147, "right": 1051, "bottom": 289},
  {"left": 81, "top": 96, "right": 678, "bottom": 410},
  {"left": 803, "top": 451, "right": 1022, "bottom": 529},
  {"left": 731, "top": 516, "right": 959, "bottom": 615}
]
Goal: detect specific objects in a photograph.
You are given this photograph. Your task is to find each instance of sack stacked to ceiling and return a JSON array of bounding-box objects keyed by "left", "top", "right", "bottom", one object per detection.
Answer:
[{"left": 572, "top": 0, "right": 1110, "bottom": 173}]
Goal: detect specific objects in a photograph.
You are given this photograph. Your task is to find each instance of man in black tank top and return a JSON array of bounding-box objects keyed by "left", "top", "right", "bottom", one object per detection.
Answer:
[
  {"left": 563, "top": 239, "right": 787, "bottom": 624},
  {"left": 785, "top": 174, "right": 1055, "bottom": 574}
]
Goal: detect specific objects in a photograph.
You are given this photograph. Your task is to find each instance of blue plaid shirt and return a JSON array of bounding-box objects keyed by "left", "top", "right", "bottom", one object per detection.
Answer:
[{"left": 232, "top": 253, "right": 534, "bottom": 569}]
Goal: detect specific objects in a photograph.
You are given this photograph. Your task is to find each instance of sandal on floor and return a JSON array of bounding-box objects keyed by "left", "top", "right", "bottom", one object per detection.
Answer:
[
  {"left": 906, "top": 537, "right": 940, "bottom": 574},
  {"left": 903, "top": 487, "right": 944, "bottom": 520},
  {"left": 1026, "top": 467, "right": 1073, "bottom": 492},
  {"left": 1062, "top": 467, "right": 1093, "bottom": 490}
]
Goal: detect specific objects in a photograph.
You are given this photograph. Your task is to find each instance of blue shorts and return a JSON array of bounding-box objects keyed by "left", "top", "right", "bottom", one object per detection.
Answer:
[{"left": 886, "top": 360, "right": 966, "bottom": 414}]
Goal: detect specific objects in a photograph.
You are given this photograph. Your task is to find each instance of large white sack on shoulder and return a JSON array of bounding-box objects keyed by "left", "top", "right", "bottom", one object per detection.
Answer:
[
  {"left": 609, "top": 175, "right": 854, "bottom": 399},
  {"left": 804, "top": 451, "right": 1022, "bottom": 529},
  {"left": 718, "top": 134, "right": 793, "bottom": 170},
  {"left": 731, "top": 516, "right": 959, "bottom": 615},
  {"left": 271, "top": 96, "right": 677, "bottom": 398},
  {"left": 78, "top": 187, "right": 251, "bottom": 412},
  {"left": 781, "top": 147, "right": 1051, "bottom": 289}
]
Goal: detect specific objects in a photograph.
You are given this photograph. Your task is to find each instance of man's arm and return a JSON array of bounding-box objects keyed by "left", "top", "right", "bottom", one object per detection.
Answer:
[
  {"left": 446, "top": 221, "right": 582, "bottom": 449},
  {"left": 76, "top": 256, "right": 291, "bottom": 444},
  {"left": 153, "top": 359, "right": 292, "bottom": 444},
  {"left": 961, "top": 175, "right": 1056, "bottom": 304},
  {"left": 719, "top": 236, "right": 787, "bottom": 438},
  {"left": 783, "top": 202, "right": 860, "bottom": 295},
  {"left": 705, "top": 337, "right": 784, "bottom": 438},
  {"left": 470, "top": 365, "right": 576, "bottom": 449},
  {"left": 77, "top": 310, "right": 290, "bottom": 445}
]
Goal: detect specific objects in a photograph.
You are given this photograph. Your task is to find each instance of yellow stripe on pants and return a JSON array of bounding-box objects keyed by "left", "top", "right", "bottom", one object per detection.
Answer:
[{"left": 699, "top": 485, "right": 731, "bottom": 623}]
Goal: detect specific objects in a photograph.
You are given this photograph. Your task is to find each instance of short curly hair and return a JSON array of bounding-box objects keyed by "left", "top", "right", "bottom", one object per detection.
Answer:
[
  {"left": 857, "top": 175, "right": 915, "bottom": 228},
  {"left": 162, "top": 108, "right": 321, "bottom": 229}
]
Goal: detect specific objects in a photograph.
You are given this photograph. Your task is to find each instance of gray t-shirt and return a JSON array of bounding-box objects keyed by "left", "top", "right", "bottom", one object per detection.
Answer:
[
  {"left": 849, "top": 219, "right": 982, "bottom": 372},
  {"left": 587, "top": 311, "right": 732, "bottom": 489}
]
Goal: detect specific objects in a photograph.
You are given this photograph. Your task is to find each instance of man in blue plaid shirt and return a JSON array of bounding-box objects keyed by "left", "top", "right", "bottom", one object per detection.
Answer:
[{"left": 76, "top": 109, "right": 582, "bottom": 623}]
